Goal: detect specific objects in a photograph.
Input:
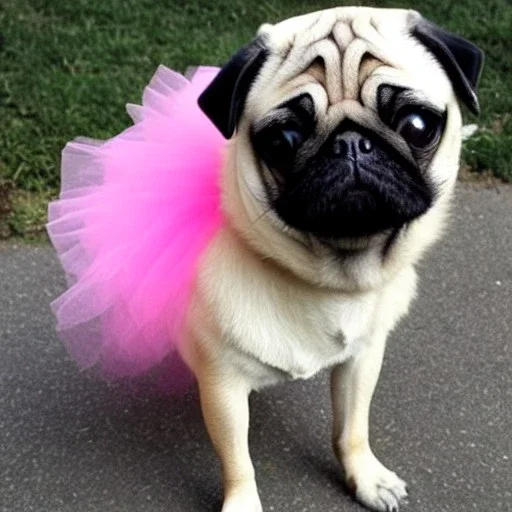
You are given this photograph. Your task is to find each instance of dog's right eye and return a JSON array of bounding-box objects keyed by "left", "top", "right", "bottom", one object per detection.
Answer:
[
  {"left": 252, "top": 122, "right": 306, "bottom": 172},
  {"left": 251, "top": 93, "right": 316, "bottom": 174},
  {"left": 274, "top": 127, "right": 304, "bottom": 152}
]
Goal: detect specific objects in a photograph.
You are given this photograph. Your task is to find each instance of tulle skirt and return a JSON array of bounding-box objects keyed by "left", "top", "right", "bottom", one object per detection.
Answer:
[{"left": 47, "top": 66, "right": 225, "bottom": 376}]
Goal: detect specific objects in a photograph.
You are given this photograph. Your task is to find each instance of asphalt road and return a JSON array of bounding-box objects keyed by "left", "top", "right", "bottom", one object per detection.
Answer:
[{"left": 1, "top": 183, "right": 511, "bottom": 512}]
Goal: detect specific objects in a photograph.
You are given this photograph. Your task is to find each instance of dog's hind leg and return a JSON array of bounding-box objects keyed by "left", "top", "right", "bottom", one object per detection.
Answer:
[
  {"left": 197, "top": 364, "right": 262, "bottom": 512},
  {"left": 330, "top": 334, "right": 408, "bottom": 512}
]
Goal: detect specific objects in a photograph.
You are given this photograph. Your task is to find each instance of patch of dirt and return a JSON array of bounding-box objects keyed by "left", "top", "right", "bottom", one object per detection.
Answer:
[
  {"left": 0, "top": 182, "right": 13, "bottom": 239},
  {"left": 458, "top": 165, "right": 508, "bottom": 188},
  {"left": 490, "top": 114, "right": 510, "bottom": 135}
]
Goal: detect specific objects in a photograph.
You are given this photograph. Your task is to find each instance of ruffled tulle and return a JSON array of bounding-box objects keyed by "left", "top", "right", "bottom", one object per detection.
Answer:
[{"left": 47, "top": 66, "right": 225, "bottom": 376}]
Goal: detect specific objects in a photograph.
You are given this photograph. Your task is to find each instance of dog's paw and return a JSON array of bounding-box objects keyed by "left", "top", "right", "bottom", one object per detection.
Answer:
[
  {"left": 343, "top": 450, "right": 408, "bottom": 512},
  {"left": 221, "top": 481, "right": 262, "bottom": 512}
]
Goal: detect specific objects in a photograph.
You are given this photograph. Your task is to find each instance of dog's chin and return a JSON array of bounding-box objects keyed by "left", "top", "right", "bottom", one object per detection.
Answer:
[{"left": 315, "top": 229, "right": 394, "bottom": 253}]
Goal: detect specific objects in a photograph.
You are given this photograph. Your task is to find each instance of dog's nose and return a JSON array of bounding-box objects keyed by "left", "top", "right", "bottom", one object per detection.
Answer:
[{"left": 331, "top": 131, "right": 373, "bottom": 157}]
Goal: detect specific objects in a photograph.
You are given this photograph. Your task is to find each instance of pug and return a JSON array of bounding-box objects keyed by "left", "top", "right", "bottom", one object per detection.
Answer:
[{"left": 179, "top": 7, "right": 483, "bottom": 512}]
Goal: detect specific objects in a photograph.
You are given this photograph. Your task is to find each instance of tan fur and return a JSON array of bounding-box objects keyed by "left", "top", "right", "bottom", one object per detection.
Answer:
[{"left": 179, "top": 7, "right": 464, "bottom": 512}]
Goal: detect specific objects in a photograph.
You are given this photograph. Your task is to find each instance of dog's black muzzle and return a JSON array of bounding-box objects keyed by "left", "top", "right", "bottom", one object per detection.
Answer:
[{"left": 272, "top": 122, "right": 434, "bottom": 239}]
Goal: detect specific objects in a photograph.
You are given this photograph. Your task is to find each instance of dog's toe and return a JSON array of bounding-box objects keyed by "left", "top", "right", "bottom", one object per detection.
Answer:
[
  {"left": 221, "top": 481, "right": 262, "bottom": 512},
  {"left": 343, "top": 449, "right": 408, "bottom": 512}
]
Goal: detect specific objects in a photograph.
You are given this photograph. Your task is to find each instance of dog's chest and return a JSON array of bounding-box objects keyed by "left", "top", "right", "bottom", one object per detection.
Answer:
[
  {"left": 224, "top": 288, "right": 378, "bottom": 385},
  {"left": 199, "top": 233, "right": 387, "bottom": 386}
]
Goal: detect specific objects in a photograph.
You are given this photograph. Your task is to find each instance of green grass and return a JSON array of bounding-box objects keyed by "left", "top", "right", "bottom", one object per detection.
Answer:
[{"left": 0, "top": 0, "right": 511, "bottom": 236}]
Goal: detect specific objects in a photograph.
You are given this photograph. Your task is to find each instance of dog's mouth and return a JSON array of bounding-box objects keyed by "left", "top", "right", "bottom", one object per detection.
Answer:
[{"left": 272, "top": 161, "right": 433, "bottom": 239}]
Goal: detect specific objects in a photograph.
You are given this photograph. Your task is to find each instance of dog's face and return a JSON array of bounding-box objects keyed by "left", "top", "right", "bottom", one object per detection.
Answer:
[
  {"left": 248, "top": 79, "right": 440, "bottom": 240},
  {"left": 199, "top": 8, "right": 483, "bottom": 285}
]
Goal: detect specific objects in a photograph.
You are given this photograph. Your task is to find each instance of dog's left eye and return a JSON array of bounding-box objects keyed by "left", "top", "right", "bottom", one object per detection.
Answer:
[{"left": 395, "top": 109, "right": 442, "bottom": 149}]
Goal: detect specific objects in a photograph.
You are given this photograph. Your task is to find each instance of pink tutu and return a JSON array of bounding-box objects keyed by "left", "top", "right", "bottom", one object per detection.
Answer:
[{"left": 47, "top": 66, "right": 225, "bottom": 376}]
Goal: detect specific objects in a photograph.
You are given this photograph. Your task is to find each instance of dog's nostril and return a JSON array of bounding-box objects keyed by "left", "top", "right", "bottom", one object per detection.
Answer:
[
  {"left": 358, "top": 137, "right": 373, "bottom": 153},
  {"left": 332, "top": 136, "right": 349, "bottom": 156},
  {"left": 331, "top": 131, "right": 373, "bottom": 157}
]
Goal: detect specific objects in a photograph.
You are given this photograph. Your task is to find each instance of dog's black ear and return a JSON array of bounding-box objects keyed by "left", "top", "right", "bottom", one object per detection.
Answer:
[
  {"left": 411, "top": 16, "right": 484, "bottom": 115},
  {"left": 198, "top": 37, "right": 269, "bottom": 138}
]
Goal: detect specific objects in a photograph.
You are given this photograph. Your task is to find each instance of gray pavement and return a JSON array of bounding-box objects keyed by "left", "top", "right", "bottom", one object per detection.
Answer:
[{"left": 1, "top": 183, "right": 511, "bottom": 512}]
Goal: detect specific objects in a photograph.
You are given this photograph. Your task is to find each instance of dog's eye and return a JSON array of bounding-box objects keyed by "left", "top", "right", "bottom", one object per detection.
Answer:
[
  {"left": 256, "top": 124, "right": 304, "bottom": 170},
  {"left": 395, "top": 109, "right": 442, "bottom": 149},
  {"left": 275, "top": 128, "right": 303, "bottom": 151}
]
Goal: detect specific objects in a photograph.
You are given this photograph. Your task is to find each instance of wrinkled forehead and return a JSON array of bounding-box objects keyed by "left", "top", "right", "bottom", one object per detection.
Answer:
[{"left": 246, "top": 7, "right": 452, "bottom": 119}]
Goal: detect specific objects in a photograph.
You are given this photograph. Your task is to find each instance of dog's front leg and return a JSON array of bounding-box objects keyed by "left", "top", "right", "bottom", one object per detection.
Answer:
[
  {"left": 197, "top": 365, "right": 261, "bottom": 512},
  {"left": 331, "top": 335, "right": 408, "bottom": 512}
]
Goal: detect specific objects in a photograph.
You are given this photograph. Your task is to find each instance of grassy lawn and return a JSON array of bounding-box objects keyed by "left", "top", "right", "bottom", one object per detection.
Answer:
[{"left": 0, "top": 0, "right": 510, "bottom": 238}]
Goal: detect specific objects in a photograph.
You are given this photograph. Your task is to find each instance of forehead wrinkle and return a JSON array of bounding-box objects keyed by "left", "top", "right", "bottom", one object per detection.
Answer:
[
  {"left": 351, "top": 16, "right": 403, "bottom": 68},
  {"left": 303, "top": 39, "right": 343, "bottom": 104},
  {"left": 276, "top": 13, "right": 338, "bottom": 79},
  {"left": 266, "top": 10, "right": 414, "bottom": 113},
  {"left": 269, "top": 12, "right": 364, "bottom": 102},
  {"left": 269, "top": 28, "right": 356, "bottom": 108},
  {"left": 304, "top": 62, "right": 326, "bottom": 88},
  {"left": 361, "top": 69, "right": 449, "bottom": 113},
  {"left": 332, "top": 20, "right": 355, "bottom": 49},
  {"left": 272, "top": 43, "right": 317, "bottom": 90},
  {"left": 337, "top": 15, "right": 420, "bottom": 107},
  {"left": 342, "top": 38, "right": 372, "bottom": 101},
  {"left": 277, "top": 79, "right": 329, "bottom": 116},
  {"left": 358, "top": 57, "right": 384, "bottom": 88},
  {"left": 273, "top": 27, "right": 344, "bottom": 93},
  {"left": 292, "top": 11, "right": 338, "bottom": 49}
]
